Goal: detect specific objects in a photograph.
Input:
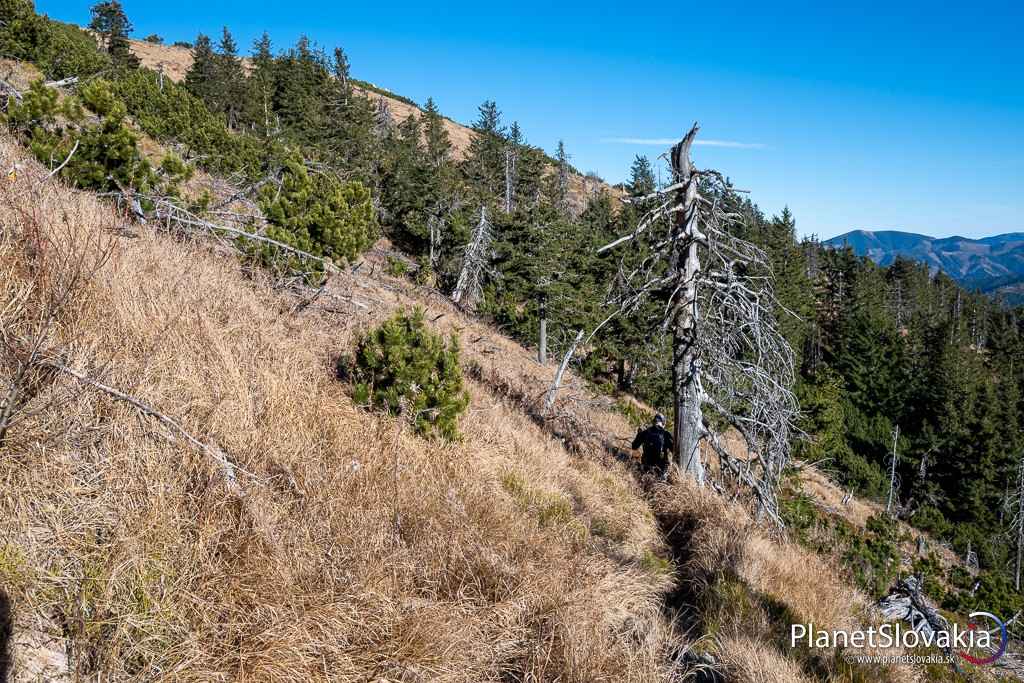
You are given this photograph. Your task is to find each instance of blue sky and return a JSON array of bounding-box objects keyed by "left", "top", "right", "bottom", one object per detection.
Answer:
[{"left": 38, "top": 0, "right": 1023, "bottom": 239}]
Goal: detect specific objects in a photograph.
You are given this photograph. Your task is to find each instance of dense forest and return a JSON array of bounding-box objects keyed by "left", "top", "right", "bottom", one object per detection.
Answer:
[{"left": 3, "top": 0, "right": 1023, "bottom": 611}]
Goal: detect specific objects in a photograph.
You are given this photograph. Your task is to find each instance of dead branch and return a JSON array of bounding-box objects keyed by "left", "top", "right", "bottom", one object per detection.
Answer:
[
  {"left": 879, "top": 577, "right": 962, "bottom": 674},
  {"left": 543, "top": 328, "right": 584, "bottom": 415},
  {"left": 43, "top": 139, "right": 79, "bottom": 182},
  {"left": 44, "top": 76, "right": 79, "bottom": 89},
  {"left": 40, "top": 357, "right": 259, "bottom": 487},
  {"left": 451, "top": 205, "right": 495, "bottom": 311},
  {"left": 146, "top": 195, "right": 340, "bottom": 274}
]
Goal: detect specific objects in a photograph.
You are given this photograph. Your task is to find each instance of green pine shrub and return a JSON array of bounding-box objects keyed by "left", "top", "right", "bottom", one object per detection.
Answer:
[
  {"left": 62, "top": 79, "right": 156, "bottom": 193},
  {"left": 0, "top": 2, "right": 110, "bottom": 79},
  {"left": 109, "top": 69, "right": 265, "bottom": 177},
  {"left": 349, "top": 308, "right": 469, "bottom": 440},
  {"left": 2, "top": 78, "right": 200, "bottom": 199},
  {"left": 260, "top": 157, "right": 378, "bottom": 266},
  {"left": 911, "top": 552, "right": 947, "bottom": 604},
  {"left": 943, "top": 570, "right": 1023, "bottom": 619},
  {"left": 840, "top": 513, "right": 904, "bottom": 596},
  {"left": 910, "top": 505, "right": 951, "bottom": 539},
  {"left": 385, "top": 255, "right": 409, "bottom": 277}
]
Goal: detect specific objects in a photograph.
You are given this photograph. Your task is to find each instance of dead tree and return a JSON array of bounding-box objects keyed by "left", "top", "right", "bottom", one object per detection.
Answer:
[
  {"left": 451, "top": 206, "right": 495, "bottom": 311},
  {"left": 886, "top": 424, "right": 900, "bottom": 515},
  {"left": 1008, "top": 455, "right": 1024, "bottom": 591},
  {"left": 598, "top": 123, "right": 798, "bottom": 521},
  {"left": 1018, "top": 458, "right": 1024, "bottom": 591},
  {"left": 504, "top": 147, "right": 517, "bottom": 214},
  {"left": 374, "top": 96, "right": 392, "bottom": 136},
  {"left": 879, "top": 576, "right": 961, "bottom": 675},
  {"left": 554, "top": 140, "right": 570, "bottom": 216},
  {"left": 537, "top": 292, "right": 548, "bottom": 365},
  {"left": 543, "top": 329, "right": 584, "bottom": 414}
]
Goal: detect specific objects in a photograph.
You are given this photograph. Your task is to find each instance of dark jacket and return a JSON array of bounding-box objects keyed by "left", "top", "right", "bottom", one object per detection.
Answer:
[{"left": 632, "top": 425, "right": 674, "bottom": 473}]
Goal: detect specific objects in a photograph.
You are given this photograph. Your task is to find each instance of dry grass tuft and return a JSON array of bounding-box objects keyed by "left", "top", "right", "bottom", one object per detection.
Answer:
[
  {"left": 0, "top": 135, "right": 678, "bottom": 681},
  {"left": 652, "top": 479, "right": 921, "bottom": 682}
]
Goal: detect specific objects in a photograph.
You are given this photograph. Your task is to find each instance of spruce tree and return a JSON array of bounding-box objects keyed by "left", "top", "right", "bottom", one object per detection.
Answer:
[
  {"left": 88, "top": 0, "right": 138, "bottom": 68},
  {"left": 463, "top": 100, "right": 506, "bottom": 200},
  {"left": 627, "top": 155, "right": 655, "bottom": 197},
  {"left": 184, "top": 34, "right": 217, "bottom": 105},
  {"left": 248, "top": 32, "right": 276, "bottom": 137},
  {"left": 546, "top": 140, "right": 571, "bottom": 215},
  {"left": 215, "top": 27, "right": 248, "bottom": 130},
  {"left": 422, "top": 97, "right": 451, "bottom": 169}
]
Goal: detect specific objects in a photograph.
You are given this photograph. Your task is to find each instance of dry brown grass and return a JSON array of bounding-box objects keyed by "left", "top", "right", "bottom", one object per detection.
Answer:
[
  {"left": 0, "top": 131, "right": 932, "bottom": 681},
  {"left": 651, "top": 481, "right": 922, "bottom": 683},
  {"left": 0, "top": 135, "right": 676, "bottom": 681}
]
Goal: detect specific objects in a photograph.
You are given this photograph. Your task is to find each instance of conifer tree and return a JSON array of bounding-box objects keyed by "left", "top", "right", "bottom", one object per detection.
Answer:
[
  {"left": 184, "top": 34, "right": 217, "bottom": 105},
  {"left": 259, "top": 157, "right": 379, "bottom": 265},
  {"left": 422, "top": 97, "right": 451, "bottom": 169},
  {"left": 627, "top": 155, "right": 655, "bottom": 197},
  {"left": 546, "top": 140, "right": 571, "bottom": 215},
  {"left": 88, "top": 0, "right": 139, "bottom": 68},
  {"left": 271, "top": 36, "right": 330, "bottom": 140},
  {"left": 215, "top": 27, "right": 248, "bottom": 130},
  {"left": 248, "top": 32, "right": 276, "bottom": 136},
  {"left": 463, "top": 100, "right": 506, "bottom": 201}
]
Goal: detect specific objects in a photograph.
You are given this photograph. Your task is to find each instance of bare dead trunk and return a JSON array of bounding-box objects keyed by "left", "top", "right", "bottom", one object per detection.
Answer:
[
  {"left": 538, "top": 317, "right": 547, "bottom": 365},
  {"left": 886, "top": 425, "right": 900, "bottom": 515},
  {"left": 671, "top": 129, "right": 705, "bottom": 485},
  {"left": 1017, "top": 460, "right": 1024, "bottom": 591}
]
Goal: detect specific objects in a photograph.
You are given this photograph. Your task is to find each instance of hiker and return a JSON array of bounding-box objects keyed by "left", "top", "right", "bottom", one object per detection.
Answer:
[{"left": 632, "top": 413, "right": 674, "bottom": 479}]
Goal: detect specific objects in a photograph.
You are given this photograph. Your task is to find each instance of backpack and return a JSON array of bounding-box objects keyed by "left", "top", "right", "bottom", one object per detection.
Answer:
[{"left": 643, "top": 428, "right": 668, "bottom": 465}]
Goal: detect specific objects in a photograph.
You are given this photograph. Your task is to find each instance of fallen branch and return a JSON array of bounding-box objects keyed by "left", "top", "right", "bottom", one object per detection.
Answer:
[
  {"left": 44, "top": 76, "right": 79, "bottom": 89},
  {"left": 0, "top": 78, "right": 22, "bottom": 102},
  {"left": 148, "top": 196, "right": 340, "bottom": 274},
  {"left": 879, "top": 576, "right": 962, "bottom": 674},
  {"left": 543, "top": 329, "right": 584, "bottom": 415},
  {"left": 43, "top": 139, "right": 80, "bottom": 182},
  {"left": 41, "top": 357, "right": 259, "bottom": 487}
]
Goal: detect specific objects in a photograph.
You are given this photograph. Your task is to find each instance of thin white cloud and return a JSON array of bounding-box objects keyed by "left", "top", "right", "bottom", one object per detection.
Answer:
[{"left": 601, "top": 136, "right": 767, "bottom": 150}]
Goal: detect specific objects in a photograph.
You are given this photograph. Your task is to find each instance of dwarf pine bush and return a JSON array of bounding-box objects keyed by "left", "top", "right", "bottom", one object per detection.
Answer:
[
  {"left": 260, "top": 157, "right": 378, "bottom": 266},
  {"left": 350, "top": 308, "right": 469, "bottom": 440},
  {"left": 2, "top": 78, "right": 157, "bottom": 194}
]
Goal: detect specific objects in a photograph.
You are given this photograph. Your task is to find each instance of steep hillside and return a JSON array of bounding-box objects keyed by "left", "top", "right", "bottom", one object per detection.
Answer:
[
  {"left": 826, "top": 229, "right": 1024, "bottom": 284},
  {"left": 974, "top": 273, "right": 1024, "bottom": 306},
  {"left": 122, "top": 37, "right": 618, "bottom": 213},
  {"left": 0, "top": 135, "right": 934, "bottom": 682}
]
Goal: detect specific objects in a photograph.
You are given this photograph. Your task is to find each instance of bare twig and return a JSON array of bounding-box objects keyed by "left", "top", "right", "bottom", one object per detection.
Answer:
[{"left": 41, "top": 357, "right": 260, "bottom": 486}]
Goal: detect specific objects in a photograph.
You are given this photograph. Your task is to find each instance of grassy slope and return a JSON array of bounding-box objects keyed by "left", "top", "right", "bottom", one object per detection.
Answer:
[{"left": 0, "top": 132, "right": 938, "bottom": 680}]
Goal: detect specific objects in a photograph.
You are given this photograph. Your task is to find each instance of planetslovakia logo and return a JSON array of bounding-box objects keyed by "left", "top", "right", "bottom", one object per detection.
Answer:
[
  {"left": 791, "top": 613, "right": 1009, "bottom": 666},
  {"left": 958, "top": 611, "right": 1007, "bottom": 665}
]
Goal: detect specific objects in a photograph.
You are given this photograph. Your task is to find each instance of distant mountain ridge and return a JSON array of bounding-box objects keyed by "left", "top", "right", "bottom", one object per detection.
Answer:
[{"left": 824, "top": 230, "right": 1024, "bottom": 303}]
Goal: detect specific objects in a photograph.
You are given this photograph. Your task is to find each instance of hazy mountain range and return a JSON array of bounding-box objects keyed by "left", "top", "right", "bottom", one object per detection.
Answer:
[{"left": 825, "top": 230, "right": 1024, "bottom": 304}]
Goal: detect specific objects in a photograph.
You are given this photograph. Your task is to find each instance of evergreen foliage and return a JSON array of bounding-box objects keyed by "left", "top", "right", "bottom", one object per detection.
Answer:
[
  {"left": 2, "top": 78, "right": 157, "bottom": 194},
  {"left": 350, "top": 308, "right": 470, "bottom": 440},
  {"left": 88, "top": 0, "right": 139, "bottom": 68},
  {"left": 5, "top": 0, "right": 1023, "bottom": 606},
  {"left": 259, "top": 156, "right": 378, "bottom": 265},
  {"left": 109, "top": 68, "right": 264, "bottom": 176},
  {"left": 0, "top": 1, "right": 110, "bottom": 79}
]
